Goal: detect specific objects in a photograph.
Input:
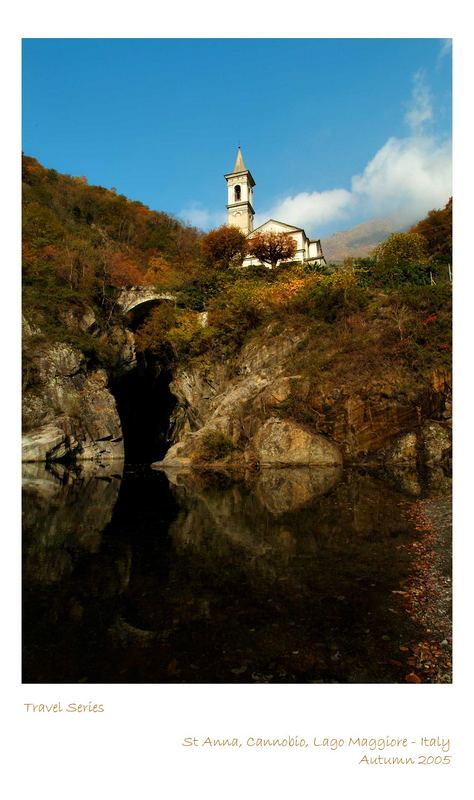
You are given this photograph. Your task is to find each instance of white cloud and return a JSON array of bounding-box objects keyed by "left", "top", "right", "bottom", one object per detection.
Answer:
[
  {"left": 181, "top": 71, "right": 451, "bottom": 236},
  {"left": 254, "top": 188, "right": 353, "bottom": 230},
  {"left": 405, "top": 69, "right": 433, "bottom": 134},
  {"left": 259, "top": 132, "right": 451, "bottom": 235},
  {"left": 439, "top": 39, "right": 452, "bottom": 61},
  {"left": 258, "top": 69, "right": 451, "bottom": 234},
  {"left": 350, "top": 134, "right": 452, "bottom": 226}
]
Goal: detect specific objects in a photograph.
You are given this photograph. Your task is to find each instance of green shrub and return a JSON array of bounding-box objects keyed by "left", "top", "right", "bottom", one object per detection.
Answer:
[{"left": 198, "top": 431, "right": 237, "bottom": 461}]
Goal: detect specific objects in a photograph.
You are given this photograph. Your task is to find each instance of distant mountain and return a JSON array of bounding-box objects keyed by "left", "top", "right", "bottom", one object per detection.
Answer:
[{"left": 321, "top": 217, "right": 411, "bottom": 263}]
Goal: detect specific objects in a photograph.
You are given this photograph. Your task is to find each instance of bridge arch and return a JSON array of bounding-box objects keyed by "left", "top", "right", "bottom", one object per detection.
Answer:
[{"left": 116, "top": 286, "right": 176, "bottom": 314}]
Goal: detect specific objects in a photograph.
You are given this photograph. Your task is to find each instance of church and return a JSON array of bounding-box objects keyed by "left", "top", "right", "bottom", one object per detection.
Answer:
[{"left": 224, "top": 147, "right": 326, "bottom": 268}]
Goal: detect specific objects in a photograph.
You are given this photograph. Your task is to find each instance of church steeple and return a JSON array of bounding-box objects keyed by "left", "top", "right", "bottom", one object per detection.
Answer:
[
  {"left": 224, "top": 147, "right": 256, "bottom": 235},
  {"left": 233, "top": 146, "right": 246, "bottom": 172}
]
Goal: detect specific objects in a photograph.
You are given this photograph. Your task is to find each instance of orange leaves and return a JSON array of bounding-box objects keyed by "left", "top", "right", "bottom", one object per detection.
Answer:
[
  {"left": 405, "top": 672, "right": 422, "bottom": 683},
  {"left": 201, "top": 225, "right": 247, "bottom": 269},
  {"left": 247, "top": 231, "right": 297, "bottom": 269},
  {"left": 134, "top": 303, "right": 177, "bottom": 355},
  {"left": 253, "top": 276, "right": 314, "bottom": 311},
  {"left": 143, "top": 255, "right": 176, "bottom": 287},
  {"left": 405, "top": 504, "right": 433, "bottom": 533},
  {"left": 107, "top": 251, "right": 144, "bottom": 288},
  {"left": 390, "top": 498, "right": 452, "bottom": 683}
]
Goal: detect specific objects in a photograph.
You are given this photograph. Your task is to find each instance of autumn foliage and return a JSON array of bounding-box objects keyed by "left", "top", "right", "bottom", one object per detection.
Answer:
[
  {"left": 200, "top": 225, "right": 247, "bottom": 269},
  {"left": 22, "top": 155, "right": 451, "bottom": 387},
  {"left": 372, "top": 232, "right": 428, "bottom": 287},
  {"left": 246, "top": 231, "right": 297, "bottom": 269},
  {"left": 410, "top": 197, "right": 452, "bottom": 265},
  {"left": 22, "top": 154, "right": 201, "bottom": 336}
]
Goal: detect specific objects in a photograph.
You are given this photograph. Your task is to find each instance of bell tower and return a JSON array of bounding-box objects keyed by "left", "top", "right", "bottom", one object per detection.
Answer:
[{"left": 224, "top": 147, "right": 256, "bottom": 235}]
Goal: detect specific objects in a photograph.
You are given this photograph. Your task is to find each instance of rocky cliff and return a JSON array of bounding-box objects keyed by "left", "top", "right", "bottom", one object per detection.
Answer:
[
  {"left": 156, "top": 322, "right": 451, "bottom": 470},
  {"left": 22, "top": 311, "right": 451, "bottom": 469},
  {"left": 22, "top": 314, "right": 131, "bottom": 462}
]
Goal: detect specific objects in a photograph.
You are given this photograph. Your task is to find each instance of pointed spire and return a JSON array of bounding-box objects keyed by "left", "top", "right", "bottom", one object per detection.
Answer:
[{"left": 233, "top": 146, "right": 247, "bottom": 173}]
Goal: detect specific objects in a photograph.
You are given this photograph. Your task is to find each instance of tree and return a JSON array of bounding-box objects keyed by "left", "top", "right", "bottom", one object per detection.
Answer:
[
  {"left": 410, "top": 198, "right": 452, "bottom": 265},
  {"left": 246, "top": 231, "right": 297, "bottom": 270},
  {"left": 143, "top": 255, "right": 176, "bottom": 287},
  {"left": 201, "top": 225, "right": 247, "bottom": 270},
  {"left": 107, "top": 251, "right": 144, "bottom": 287},
  {"left": 371, "top": 232, "right": 429, "bottom": 287}
]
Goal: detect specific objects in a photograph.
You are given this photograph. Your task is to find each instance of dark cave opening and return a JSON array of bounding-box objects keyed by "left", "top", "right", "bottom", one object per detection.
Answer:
[
  {"left": 110, "top": 302, "right": 177, "bottom": 464},
  {"left": 111, "top": 353, "right": 176, "bottom": 464}
]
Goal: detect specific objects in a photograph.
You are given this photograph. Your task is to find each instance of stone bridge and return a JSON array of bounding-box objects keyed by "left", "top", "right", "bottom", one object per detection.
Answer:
[{"left": 116, "top": 286, "right": 176, "bottom": 314}]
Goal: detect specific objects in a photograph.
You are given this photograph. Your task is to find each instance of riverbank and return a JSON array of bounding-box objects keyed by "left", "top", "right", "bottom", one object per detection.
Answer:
[{"left": 396, "top": 495, "right": 452, "bottom": 683}]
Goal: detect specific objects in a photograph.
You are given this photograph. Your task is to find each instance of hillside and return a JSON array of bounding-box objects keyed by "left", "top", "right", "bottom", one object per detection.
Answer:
[
  {"left": 22, "top": 154, "right": 201, "bottom": 351},
  {"left": 321, "top": 216, "right": 409, "bottom": 263},
  {"left": 22, "top": 156, "right": 452, "bottom": 472}
]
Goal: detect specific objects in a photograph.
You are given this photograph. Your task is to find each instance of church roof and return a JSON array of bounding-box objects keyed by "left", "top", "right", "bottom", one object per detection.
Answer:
[{"left": 250, "top": 218, "right": 304, "bottom": 235}]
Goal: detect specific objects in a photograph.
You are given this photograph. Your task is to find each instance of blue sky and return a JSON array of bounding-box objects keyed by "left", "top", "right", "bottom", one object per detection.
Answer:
[{"left": 22, "top": 38, "right": 452, "bottom": 237}]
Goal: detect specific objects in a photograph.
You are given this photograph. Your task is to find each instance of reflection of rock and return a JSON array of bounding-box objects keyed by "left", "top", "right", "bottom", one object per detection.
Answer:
[
  {"left": 167, "top": 468, "right": 413, "bottom": 597},
  {"left": 155, "top": 465, "right": 191, "bottom": 486},
  {"left": 386, "top": 432, "right": 418, "bottom": 465},
  {"left": 252, "top": 419, "right": 342, "bottom": 467},
  {"left": 163, "top": 463, "right": 343, "bottom": 518},
  {"left": 255, "top": 465, "right": 342, "bottom": 514},
  {"left": 384, "top": 466, "right": 422, "bottom": 497},
  {"left": 22, "top": 462, "right": 124, "bottom": 585},
  {"left": 108, "top": 617, "right": 157, "bottom": 648},
  {"left": 425, "top": 466, "right": 452, "bottom": 495},
  {"left": 22, "top": 458, "right": 69, "bottom": 499}
]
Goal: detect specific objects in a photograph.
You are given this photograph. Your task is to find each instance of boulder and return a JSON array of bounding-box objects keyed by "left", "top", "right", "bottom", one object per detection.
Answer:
[
  {"left": 252, "top": 417, "right": 342, "bottom": 467},
  {"left": 420, "top": 421, "right": 451, "bottom": 465},
  {"left": 386, "top": 432, "right": 418, "bottom": 465},
  {"left": 22, "top": 425, "right": 72, "bottom": 463}
]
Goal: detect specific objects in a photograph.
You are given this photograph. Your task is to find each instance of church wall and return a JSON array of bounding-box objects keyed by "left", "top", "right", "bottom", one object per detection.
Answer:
[{"left": 224, "top": 148, "right": 326, "bottom": 267}]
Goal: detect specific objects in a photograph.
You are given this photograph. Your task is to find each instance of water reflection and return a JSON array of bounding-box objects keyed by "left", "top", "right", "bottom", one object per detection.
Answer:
[
  {"left": 23, "top": 461, "right": 124, "bottom": 584},
  {"left": 22, "top": 462, "right": 450, "bottom": 683}
]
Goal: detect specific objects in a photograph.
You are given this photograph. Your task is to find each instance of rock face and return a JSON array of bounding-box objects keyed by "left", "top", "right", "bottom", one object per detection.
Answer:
[
  {"left": 158, "top": 323, "right": 451, "bottom": 469},
  {"left": 22, "top": 333, "right": 124, "bottom": 462},
  {"left": 22, "top": 309, "right": 451, "bottom": 468},
  {"left": 386, "top": 432, "right": 418, "bottom": 465},
  {"left": 252, "top": 417, "right": 342, "bottom": 466},
  {"left": 22, "top": 424, "right": 73, "bottom": 463},
  {"left": 385, "top": 420, "right": 451, "bottom": 467},
  {"left": 420, "top": 421, "right": 452, "bottom": 465}
]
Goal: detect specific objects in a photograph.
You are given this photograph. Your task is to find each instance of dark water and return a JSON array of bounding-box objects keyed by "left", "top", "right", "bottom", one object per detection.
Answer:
[{"left": 22, "top": 460, "right": 451, "bottom": 684}]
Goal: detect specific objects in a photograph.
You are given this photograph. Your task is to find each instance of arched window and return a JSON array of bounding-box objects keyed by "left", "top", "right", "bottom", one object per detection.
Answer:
[{"left": 234, "top": 185, "right": 241, "bottom": 201}]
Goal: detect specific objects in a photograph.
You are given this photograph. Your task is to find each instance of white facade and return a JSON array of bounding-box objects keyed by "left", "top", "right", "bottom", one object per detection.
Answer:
[
  {"left": 225, "top": 148, "right": 326, "bottom": 268},
  {"left": 243, "top": 218, "right": 325, "bottom": 268}
]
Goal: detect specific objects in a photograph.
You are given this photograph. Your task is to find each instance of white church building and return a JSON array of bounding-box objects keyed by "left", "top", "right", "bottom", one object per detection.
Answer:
[{"left": 224, "top": 147, "right": 326, "bottom": 268}]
